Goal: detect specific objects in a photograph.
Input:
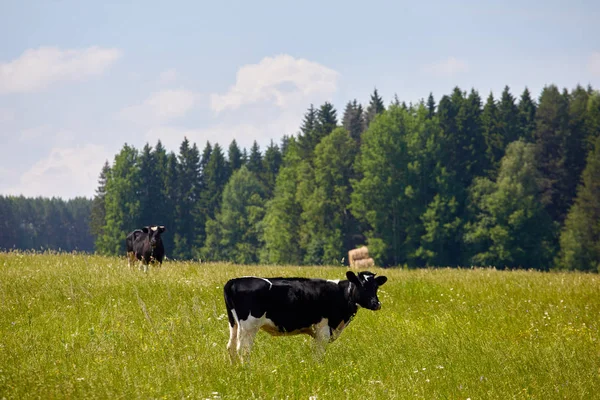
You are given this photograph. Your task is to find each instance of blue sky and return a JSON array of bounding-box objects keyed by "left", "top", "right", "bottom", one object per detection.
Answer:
[{"left": 1, "top": 0, "right": 599, "bottom": 198}]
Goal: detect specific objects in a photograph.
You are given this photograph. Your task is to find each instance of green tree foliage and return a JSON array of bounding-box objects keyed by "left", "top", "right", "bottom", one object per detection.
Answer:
[
  {"left": 97, "top": 144, "right": 140, "bottom": 255},
  {"left": 364, "top": 88, "right": 385, "bottom": 129},
  {"left": 261, "top": 139, "right": 304, "bottom": 264},
  {"left": 518, "top": 87, "right": 537, "bottom": 142},
  {"left": 533, "top": 85, "right": 572, "bottom": 224},
  {"left": 247, "top": 141, "right": 263, "bottom": 175},
  {"left": 300, "top": 127, "right": 358, "bottom": 264},
  {"left": 0, "top": 196, "right": 94, "bottom": 252},
  {"left": 261, "top": 140, "right": 283, "bottom": 197},
  {"left": 556, "top": 136, "right": 600, "bottom": 271},
  {"left": 342, "top": 99, "right": 365, "bottom": 142},
  {"left": 481, "top": 92, "right": 503, "bottom": 176},
  {"left": 465, "top": 140, "right": 555, "bottom": 269},
  {"left": 89, "top": 160, "right": 110, "bottom": 243},
  {"left": 352, "top": 106, "right": 414, "bottom": 266},
  {"left": 426, "top": 93, "right": 436, "bottom": 119},
  {"left": 203, "top": 166, "right": 266, "bottom": 263},
  {"left": 173, "top": 138, "right": 201, "bottom": 259},
  {"left": 228, "top": 139, "right": 243, "bottom": 173},
  {"left": 498, "top": 86, "right": 520, "bottom": 145}
]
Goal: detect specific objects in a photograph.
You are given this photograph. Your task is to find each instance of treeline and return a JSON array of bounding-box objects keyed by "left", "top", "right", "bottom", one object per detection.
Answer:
[
  {"left": 0, "top": 196, "right": 94, "bottom": 251},
  {"left": 91, "top": 84, "right": 600, "bottom": 271}
]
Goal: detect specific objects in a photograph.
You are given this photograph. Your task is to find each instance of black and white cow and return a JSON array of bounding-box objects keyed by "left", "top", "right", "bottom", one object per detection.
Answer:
[
  {"left": 223, "top": 270, "right": 387, "bottom": 363},
  {"left": 126, "top": 229, "right": 144, "bottom": 267},
  {"left": 126, "top": 226, "right": 166, "bottom": 272}
]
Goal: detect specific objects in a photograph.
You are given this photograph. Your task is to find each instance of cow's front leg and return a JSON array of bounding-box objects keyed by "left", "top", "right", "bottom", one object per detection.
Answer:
[{"left": 313, "top": 319, "right": 331, "bottom": 361}]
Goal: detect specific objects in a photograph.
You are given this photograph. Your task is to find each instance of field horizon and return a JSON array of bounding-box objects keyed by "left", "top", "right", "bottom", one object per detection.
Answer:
[{"left": 1, "top": 252, "right": 599, "bottom": 399}]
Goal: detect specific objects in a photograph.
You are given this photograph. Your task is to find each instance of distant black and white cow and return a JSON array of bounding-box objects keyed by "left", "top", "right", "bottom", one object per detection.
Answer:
[
  {"left": 126, "top": 229, "right": 144, "bottom": 267},
  {"left": 223, "top": 270, "right": 388, "bottom": 363},
  {"left": 126, "top": 226, "right": 166, "bottom": 272}
]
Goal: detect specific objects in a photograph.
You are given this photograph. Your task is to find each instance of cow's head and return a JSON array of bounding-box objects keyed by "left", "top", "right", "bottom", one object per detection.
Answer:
[
  {"left": 346, "top": 270, "right": 387, "bottom": 310},
  {"left": 142, "top": 225, "right": 165, "bottom": 248}
]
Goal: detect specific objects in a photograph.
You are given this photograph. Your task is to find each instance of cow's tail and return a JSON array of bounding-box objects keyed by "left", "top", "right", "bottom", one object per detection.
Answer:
[{"left": 223, "top": 279, "right": 237, "bottom": 327}]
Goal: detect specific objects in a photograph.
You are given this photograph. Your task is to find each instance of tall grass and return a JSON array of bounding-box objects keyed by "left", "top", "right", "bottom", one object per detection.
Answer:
[{"left": 1, "top": 252, "right": 598, "bottom": 399}]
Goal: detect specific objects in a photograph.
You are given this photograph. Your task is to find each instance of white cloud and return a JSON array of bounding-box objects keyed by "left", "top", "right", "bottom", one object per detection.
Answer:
[
  {"left": 120, "top": 89, "right": 198, "bottom": 124},
  {"left": 589, "top": 52, "right": 600, "bottom": 76},
  {"left": 210, "top": 54, "right": 339, "bottom": 113},
  {"left": 423, "top": 57, "right": 469, "bottom": 77},
  {"left": 159, "top": 68, "right": 178, "bottom": 84},
  {"left": 5, "top": 144, "right": 111, "bottom": 199},
  {"left": 0, "top": 46, "right": 122, "bottom": 94}
]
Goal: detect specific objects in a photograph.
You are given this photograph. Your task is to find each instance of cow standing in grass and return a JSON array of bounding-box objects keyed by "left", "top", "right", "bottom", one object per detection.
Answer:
[
  {"left": 223, "top": 270, "right": 387, "bottom": 363},
  {"left": 126, "top": 226, "right": 166, "bottom": 272}
]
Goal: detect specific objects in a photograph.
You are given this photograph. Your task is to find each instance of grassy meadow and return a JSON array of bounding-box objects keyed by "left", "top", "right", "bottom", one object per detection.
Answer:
[{"left": 0, "top": 252, "right": 599, "bottom": 399}]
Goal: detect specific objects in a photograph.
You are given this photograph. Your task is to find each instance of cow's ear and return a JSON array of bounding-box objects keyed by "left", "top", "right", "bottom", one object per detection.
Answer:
[
  {"left": 142, "top": 227, "right": 149, "bottom": 233},
  {"left": 346, "top": 271, "right": 361, "bottom": 286},
  {"left": 158, "top": 226, "right": 165, "bottom": 233},
  {"left": 375, "top": 276, "right": 387, "bottom": 286}
]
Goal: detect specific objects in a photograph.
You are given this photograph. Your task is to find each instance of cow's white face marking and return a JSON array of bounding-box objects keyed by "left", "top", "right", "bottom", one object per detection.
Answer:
[
  {"left": 364, "top": 275, "right": 371, "bottom": 281},
  {"left": 151, "top": 226, "right": 158, "bottom": 231}
]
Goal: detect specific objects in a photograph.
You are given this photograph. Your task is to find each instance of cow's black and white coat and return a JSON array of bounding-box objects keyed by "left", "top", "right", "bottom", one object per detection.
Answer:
[
  {"left": 125, "top": 226, "right": 166, "bottom": 272},
  {"left": 223, "top": 270, "right": 387, "bottom": 363}
]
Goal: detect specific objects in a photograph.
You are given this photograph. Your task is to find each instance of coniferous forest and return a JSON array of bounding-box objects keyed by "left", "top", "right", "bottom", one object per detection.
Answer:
[{"left": 2, "top": 84, "right": 600, "bottom": 271}]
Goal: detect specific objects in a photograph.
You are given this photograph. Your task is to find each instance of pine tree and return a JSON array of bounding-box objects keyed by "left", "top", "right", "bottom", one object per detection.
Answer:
[
  {"left": 315, "top": 102, "right": 338, "bottom": 141},
  {"left": 203, "top": 166, "right": 266, "bottom": 263},
  {"left": 518, "top": 87, "right": 537, "bottom": 142},
  {"left": 90, "top": 160, "right": 111, "bottom": 245},
  {"left": 364, "top": 88, "right": 385, "bottom": 129},
  {"left": 342, "top": 100, "right": 365, "bottom": 142},
  {"left": 426, "top": 93, "right": 436, "bottom": 119},
  {"left": 96, "top": 144, "right": 140, "bottom": 255},
  {"left": 262, "top": 140, "right": 283, "bottom": 198},
  {"left": 228, "top": 139, "right": 243, "bottom": 173},
  {"left": 533, "top": 84, "right": 571, "bottom": 224},
  {"left": 498, "top": 86, "right": 520, "bottom": 145},
  {"left": 556, "top": 136, "right": 600, "bottom": 271},
  {"left": 136, "top": 143, "right": 164, "bottom": 228},
  {"left": 247, "top": 141, "right": 263, "bottom": 175},
  {"left": 301, "top": 128, "right": 358, "bottom": 265},
  {"left": 481, "top": 92, "right": 503, "bottom": 175},
  {"left": 162, "top": 151, "right": 179, "bottom": 256},
  {"left": 203, "top": 143, "right": 230, "bottom": 222},
  {"left": 261, "top": 138, "right": 304, "bottom": 264},
  {"left": 174, "top": 138, "right": 201, "bottom": 259}
]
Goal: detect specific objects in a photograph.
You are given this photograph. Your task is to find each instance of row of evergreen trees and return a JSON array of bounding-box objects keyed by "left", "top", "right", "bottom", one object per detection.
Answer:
[
  {"left": 86, "top": 84, "right": 600, "bottom": 271},
  {"left": 0, "top": 196, "right": 93, "bottom": 251}
]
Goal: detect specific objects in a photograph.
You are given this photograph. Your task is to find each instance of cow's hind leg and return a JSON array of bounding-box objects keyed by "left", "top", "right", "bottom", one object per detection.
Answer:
[
  {"left": 227, "top": 322, "right": 238, "bottom": 364},
  {"left": 236, "top": 315, "right": 262, "bottom": 364}
]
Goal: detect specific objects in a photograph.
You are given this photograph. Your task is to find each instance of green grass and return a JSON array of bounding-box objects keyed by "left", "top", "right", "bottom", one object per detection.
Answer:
[{"left": 1, "top": 252, "right": 599, "bottom": 399}]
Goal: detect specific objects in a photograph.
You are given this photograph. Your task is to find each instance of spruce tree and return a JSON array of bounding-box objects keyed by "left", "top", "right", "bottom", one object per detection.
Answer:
[
  {"left": 228, "top": 139, "right": 243, "bottom": 173},
  {"left": 342, "top": 99, "right": 365, "bottom": 142},
  {"left": 262, "top": 140, "right": 283, "bottom": 198},
  {"left": 90, "top": 160, "right": 111, "bottom": 245},
  {"left": 556, "top": 136, "right": 600, "bottom": 271},
  {"left": 498, "top": 86, "right": 520, "bottom": 145},
  {"left": 481, "top": 92, "right": 503, "bottom": 176},
  {"left": 518, "top": 87, "right": 537, "bottom": 142},
  {"left": 247, "top": 141, "right": 263, "bottom": 175},
  {"left": 364, "top": 88, "right": 385, "bottom": 129},
  {"left": 533, "top": 84, "right": 571, "bottom": 224}
]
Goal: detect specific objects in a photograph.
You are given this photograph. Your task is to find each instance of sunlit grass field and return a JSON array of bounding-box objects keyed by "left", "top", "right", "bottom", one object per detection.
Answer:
[{"left": 1, "top": 252, "right": 599, "bottom": 399}]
